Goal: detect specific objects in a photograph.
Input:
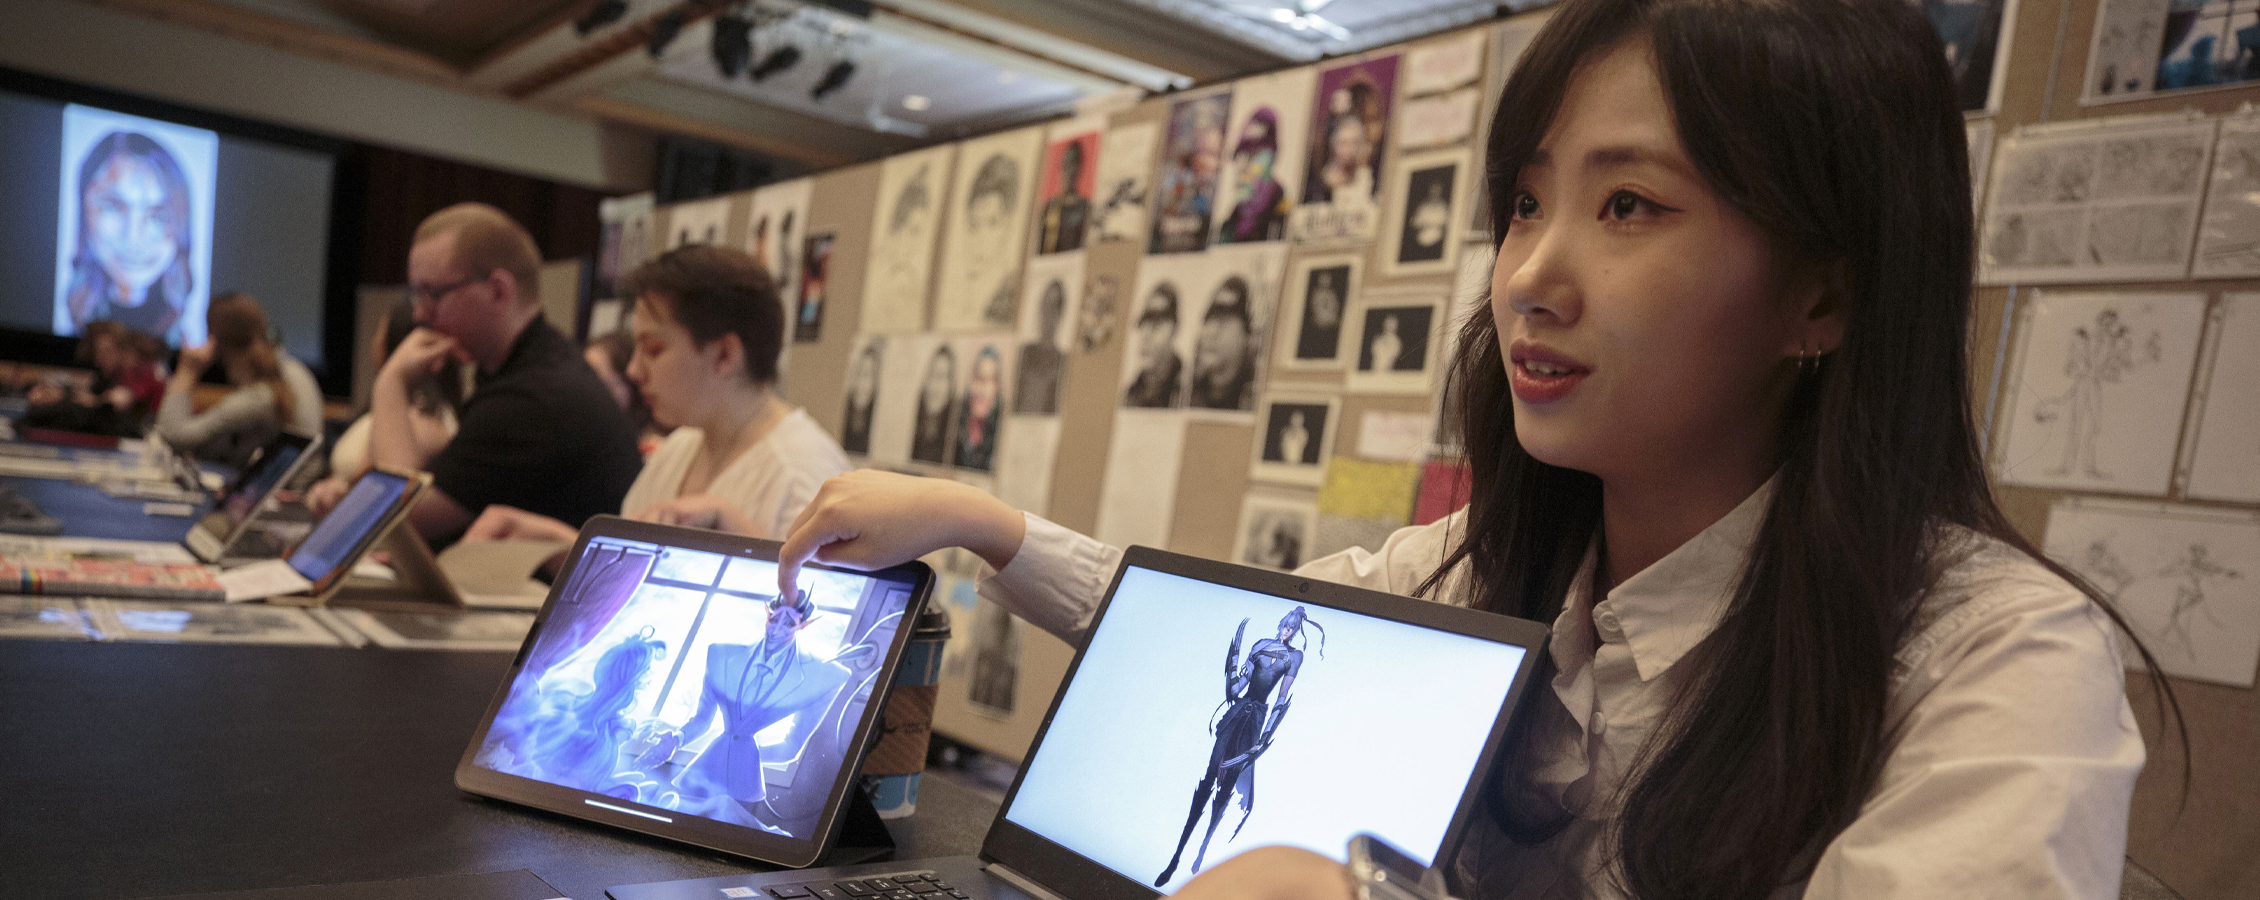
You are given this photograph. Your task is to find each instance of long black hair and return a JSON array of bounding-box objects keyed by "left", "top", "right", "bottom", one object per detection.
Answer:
[{"left": 1418, "top": 1, "right": 2181, "bottom": 897}]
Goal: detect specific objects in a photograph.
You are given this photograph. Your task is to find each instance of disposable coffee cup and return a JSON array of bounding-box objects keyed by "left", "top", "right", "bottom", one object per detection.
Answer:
[{"left": 862, "top": 600, "right": 950, "bottom": 818}]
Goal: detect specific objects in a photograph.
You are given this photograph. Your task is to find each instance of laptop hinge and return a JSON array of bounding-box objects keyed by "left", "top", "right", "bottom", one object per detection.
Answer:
[{"left": 981, "top": 863, "right": 1071, "bottom": 900}]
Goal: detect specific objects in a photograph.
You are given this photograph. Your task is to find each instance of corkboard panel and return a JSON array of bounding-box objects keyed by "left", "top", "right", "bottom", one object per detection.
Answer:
[
  {"left": 1171, "top": 421, "right": 1258, "bottom": 560},
  {"left": 782, "top": 162, "right": 882, "bottom": 436}
]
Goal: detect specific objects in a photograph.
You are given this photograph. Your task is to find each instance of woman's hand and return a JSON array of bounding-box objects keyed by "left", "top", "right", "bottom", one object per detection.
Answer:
[
  {"left": 638, "top": 495, "right": 761, "bottom": 534},
  {"left": 176, "top": 341, "right": 215, "bottom": 379},
  {"left": 776, "top": 469, "right": 1026, "bottom": 597},
  {"left": 1172, "top": 847, "right": 1356, "bottom": 900},
  {"left": 305, "top": 477, "right": 352, "bottom": 517},
  {"left": 462, "top": 504, "right": 578, "bottom": 544}
]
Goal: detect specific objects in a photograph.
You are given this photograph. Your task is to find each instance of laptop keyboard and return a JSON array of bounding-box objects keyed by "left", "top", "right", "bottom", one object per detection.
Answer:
[{"left": 739, "top": 872, "right": 969, "bottom": 900}]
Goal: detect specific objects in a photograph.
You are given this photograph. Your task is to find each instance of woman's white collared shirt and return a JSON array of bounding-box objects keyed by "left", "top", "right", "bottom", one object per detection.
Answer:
[{"left": 975, "top": 483, "right": 2142, "bottom": 899}]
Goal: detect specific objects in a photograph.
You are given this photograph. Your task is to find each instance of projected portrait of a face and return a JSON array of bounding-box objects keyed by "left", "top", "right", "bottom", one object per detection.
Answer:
[{"left": 55, "top": 105, "right": 218, "bottom": 347}]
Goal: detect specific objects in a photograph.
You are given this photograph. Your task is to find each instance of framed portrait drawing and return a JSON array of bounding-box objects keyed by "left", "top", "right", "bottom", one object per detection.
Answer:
[
  {"left": 1277, "top": 253, "right": 1362, "bottom": 371},
  {"left": 1382, "top": 148, "right": 1472, "bottom": 277},
  {"left": 1250, "top": 392, "right": 1342, "bottom": 486}
]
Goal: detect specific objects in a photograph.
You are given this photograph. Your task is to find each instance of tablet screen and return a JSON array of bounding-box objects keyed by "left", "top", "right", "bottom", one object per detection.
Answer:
[
  {"left": 468, "top": 531, "right": 922, "bottom": 847},
  {"left": 286, "top": 471, "right": 408, "bottom": 582}
]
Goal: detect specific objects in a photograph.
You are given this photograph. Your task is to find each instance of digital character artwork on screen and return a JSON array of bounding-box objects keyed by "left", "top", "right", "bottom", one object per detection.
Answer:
[
  {"left": 473, "top": 538, "right": 912, "bottom": 839},
  {"left": 1156, "top": 606, "right": 1326, "bottom": 886},
  {"left": 53, "top": 104, "right": 219, "bottom": 346}
]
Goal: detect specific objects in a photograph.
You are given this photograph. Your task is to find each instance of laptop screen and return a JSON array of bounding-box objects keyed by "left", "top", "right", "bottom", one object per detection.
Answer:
[
  {"left": 469, "top": 534, "right": 921, "bottom": 843},
  {"left": 1001, "top": 565, "right": 1530, "bottom": 890}
]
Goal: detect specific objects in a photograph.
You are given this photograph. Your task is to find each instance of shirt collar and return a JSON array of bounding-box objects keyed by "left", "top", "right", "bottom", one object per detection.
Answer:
[{"left": 1598, "top": 476, "right": 1777, "bottom": 682}]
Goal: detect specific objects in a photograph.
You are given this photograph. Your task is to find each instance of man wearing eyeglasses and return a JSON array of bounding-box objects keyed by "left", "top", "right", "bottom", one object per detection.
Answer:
[{"left": 367, "top": 202, "right": 643, "bottom": 543}]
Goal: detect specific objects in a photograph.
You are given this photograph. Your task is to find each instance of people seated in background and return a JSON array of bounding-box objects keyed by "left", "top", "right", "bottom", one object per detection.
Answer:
[
  {"left": 154, "top": 292, "right": 323, "bottom": 466},
  {"left": 585, "top": 328, "right": 665, "bottom": 456},
  {"left": 372, "top": 202, "right": 642, "bottom": 544},
  {"left": 306, "top": 298, "right": 460, "bottom": 512},
  {"left": 20, "top": 321, "right": 167, "bottom": 437},
  {"left": 464, "top": 245, "right": 848, "bottom": 547}
]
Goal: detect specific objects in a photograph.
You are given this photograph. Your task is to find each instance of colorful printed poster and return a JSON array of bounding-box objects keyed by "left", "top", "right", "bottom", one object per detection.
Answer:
[
  {"left": 1149, "top": 90, "right": 1234, "bottom": 255},
  {"left": 1213, "top": 70, "right": 1315, "bottom": 246},
  {"left": 1035, "top": 117, "right": 1103, "bottom": 255},
  {"left": 1292, "top": 55, "right": 1400, "bottom": 245}
]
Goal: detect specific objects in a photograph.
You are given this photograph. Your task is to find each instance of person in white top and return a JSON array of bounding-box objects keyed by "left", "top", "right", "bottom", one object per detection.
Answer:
[
  {"left": 746, "top": 1, "right": 2173, "bottom": 898},
  {"left": 465, "top": 245, "right": 848, "bottom": 546}
]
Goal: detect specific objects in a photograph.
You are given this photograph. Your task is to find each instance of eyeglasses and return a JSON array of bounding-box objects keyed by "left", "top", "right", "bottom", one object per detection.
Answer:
[{"left": 405, "top": 276, "right": 482, "bottom": 308}]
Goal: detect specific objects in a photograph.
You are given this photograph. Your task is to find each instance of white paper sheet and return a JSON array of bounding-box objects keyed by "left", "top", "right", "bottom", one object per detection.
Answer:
[
  {"left": 994, "top": 415, "right": 1062, "bottom": 519},
  {"left": 936, "top": 127, "right": 1045, "bottom": 332},
  {"left": 2193, "top": 112, "right": 2260, "bottom": 279},
  {"left": 1094, "top": 410, "right": 1188, "bottom": 550},
  {"left": 863, "top": 144, "right": 958, "bottom": 333},
  {"left": 2184, "top": 293, "right": 2260, "bottom": 502},
  {"left": 437, "top": 539, "right": 566, "bottom": 606},
  {"left": 1398, "top": 88, "right": 1482, "bottom": 150},
  {"left": 1356, "top": 410, "right": 1436, "bottom": 463},
  {"left": 744, "top": 177, "right": 814, "bottom": 300},
  {"left": 1993, "top": 290, "right": 2206, "bottom": 495},
  {"left": 84, "top": 599, "right": 342, "bottom": 646},
  {"left": 1093, "top": 122, "right": 1159, "bottom": 245},
  {"left": 2044, "top": 497, "right": 2260, "bottom": 687},
  {"left": 1403, "top": 28, "right": 1487, "bottom": 96},
  {"left": 0, "top": 535, "right": 197, "bottom": 564},
  {"left": 218, "top": 558, "right": 314, "bottom": 603},
  {"left": 1979, "top": 115, "right": 2217, "bottom": 284},
  {"left": 1967, "top": 118, "right": 1995, "bottom": 217}
]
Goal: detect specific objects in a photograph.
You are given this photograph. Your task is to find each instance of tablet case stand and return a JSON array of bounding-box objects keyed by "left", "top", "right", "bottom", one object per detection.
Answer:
[{"left": 815, "top": 787, "right": 897, "bottom": 868}]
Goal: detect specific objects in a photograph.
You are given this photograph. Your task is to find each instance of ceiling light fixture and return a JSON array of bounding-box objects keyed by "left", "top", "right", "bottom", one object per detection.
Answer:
[
  {"left": 574, "top": 0, "right": 629, "bottom": 37},
  {"left": 811, "top": 59, "right": 856, "bottom": 101},
  {"left": 751, "top": 44, "right": 802, "bottom": 81},
  {"left": 902, "top": 94, "right": 931, "bottom": 111},
  {"left": 712, "top": 8, "right": 754, "bottom": 77}
]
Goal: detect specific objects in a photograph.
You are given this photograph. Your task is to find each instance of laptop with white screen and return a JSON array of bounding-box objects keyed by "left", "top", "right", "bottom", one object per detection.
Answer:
[{"left": 607, "top": 545, "right": 1549, "bottom": 900}]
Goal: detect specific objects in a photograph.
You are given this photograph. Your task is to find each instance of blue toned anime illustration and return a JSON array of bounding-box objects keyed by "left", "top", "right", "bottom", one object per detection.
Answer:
[{"left": 474, "top": 537, "right": 916, "bottom": 838}]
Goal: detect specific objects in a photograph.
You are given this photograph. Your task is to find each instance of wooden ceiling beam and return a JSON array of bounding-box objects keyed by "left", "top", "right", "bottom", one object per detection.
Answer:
[
  {"left": 500, "top": 1, "right": 720, "bottom": 99},
  {"left": 78, "top": 0, "right": 467, "bottom": 84}
]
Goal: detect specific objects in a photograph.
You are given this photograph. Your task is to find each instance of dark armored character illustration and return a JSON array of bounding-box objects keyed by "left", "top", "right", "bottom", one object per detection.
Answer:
[{"left": 1156, "top": 606, "right": 1326, "bottom": 885}]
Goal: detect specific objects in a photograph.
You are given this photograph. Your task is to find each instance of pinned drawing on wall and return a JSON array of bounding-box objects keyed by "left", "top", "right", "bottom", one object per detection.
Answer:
[
  {"left": 1035, "top": 117, "right": 1103, "bottom": 255},
  {"left": 948, "top": 334, "right": 1016, "bottom": 473},
  {"left": 938, "top": 127, "right": 1044, "bottom": 332},
  {"left": 1232, "top": 493, "right": 1319, "bottom": 572},
  {"left": 597, "top": 193, "right": 654, "bottom": 301},
  {"left": 1213, "top": 69, "right": 1315, "bottom": 246},
  {"left": 1093, "top": 122, "right": 1158, "bottom": 245},
  {"left": 1993, "top": 290, "right": 2206, "bottom": 495},
  {"left": 1403, "top": 28, "right": 1487, "bottom": 96},
  {"left": 1188, "top": 244, "right": 1287, "bottom": 415},
  {"left": 863, "top": 144, "right": 956, "bottom": 333},
  {"left": 1384, "top": 148, "right": 1471, "bottom": 277},
  {"left": 1399, "top": 88, "right": 1483, "bottom": 150},
  {"left": 1079, "top": 273, "right": 1122, "bottom": 354},
  {"left": 664, "top": 196, "right": 731, "bottom": 249},
  {"left": 1121, "top": 255, "right": 1203, "bottom": 409},
  {"left": 1250, "top": 392, "right": 1342, "bottom": 486},
  {"left": 840, "top": 334, "right": 882, "bottom": 456},
  {"left": 1918, "top": 0, "right": 2015, "bottom": 113},
  {"left": 862, "top": 332, "right": 945, "bottom": 467},
  {"left": 966, "top": 599, "right": 1023, "bottom": 716},
  {"left": 745, "top": 177, "right": 813, "bottom": 302},
  {"left": 907, "top": 337, "right": 961, "bottom": 466},
  {"left": 995, "top": 414, "right": 1062, "bottom": 518},
  {"left": 2044, "top": 497, "right": 2260, "bottom": 688},
  {"left": 1356, "top": 409, "right": 1436, "bottom": 463},
  {"left": 1150, "top": 90, "right": 1234, "bottom": 255},
  {"left": 1347, "top": 289, "right": 1447, "bottom": 395},
  {"left": 1015, "top": 254, "right": 1083, "bottom": 415},
  {"left": 1448, "top": 241, "right": 1495, "bottom": 342},
  {"left": 1278, "top": 253, "right": 1361, "bottom": 371},
  {"left": 1292, "top": 54, "right": 1399, "bottom": 245},
  {"left": 794, "top": 231, "right": 834, "bottom": 343},
  {"left": 2183, "top": 293, "right": 2260, "bottom": 503},
  {"left": 2084, "top": 0, "right": 2260, "bottom": 105},
  {"left": 1979, "top": 115, "right": 2217, "bottom": 284},
  {"left": 2193, "top": 111, "right": 2260, "bottom": 278}
]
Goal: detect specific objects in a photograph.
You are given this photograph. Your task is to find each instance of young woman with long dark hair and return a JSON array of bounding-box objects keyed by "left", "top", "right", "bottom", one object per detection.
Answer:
[{"left": 757, "top": 1, "right": 2170, "bottom": 896}]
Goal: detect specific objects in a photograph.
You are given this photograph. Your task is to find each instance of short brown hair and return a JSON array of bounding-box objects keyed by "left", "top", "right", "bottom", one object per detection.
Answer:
[
  {"left": 413, "top": 203, "right": 541, "bottom": 306},
  {"left": 621, "top": 245, "right": 784, "bottom": 385}
]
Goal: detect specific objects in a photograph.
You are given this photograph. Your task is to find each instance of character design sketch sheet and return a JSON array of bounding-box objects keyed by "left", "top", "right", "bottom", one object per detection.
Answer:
[
  {"left": 1979, "top": 115, "right": 2217, "bottom": 285},
  {"left": 1291, "top": 54, "right": 1399, "bottom": 245},
  {"left": 2084, "top": 0, "right": 2260, "bottom": 104},
  {"left": 936, "top": 127, "right": 1044, "bottom": 332},
  {"left": 1213, "top": 70, "right": 1315, "bottom": 246},
  {"left": 473, "top": 538, "right": 915, "bottom": 839},
  {"left": 2193, "top": 111, "right": 2260, "bottom": 278},
  {"left": 1094, "top": 123, "right": 1159, "bottom": 245},
  {"left": 863, "top": 145, "right": 957, "bottom": 333},
  {"left": 665, "top": 197, "right": 732, "bottom": 250},
  {"left": 1000, "top": 566, "right": 1526, "bottom": 891},
  {"left": 1150, "top": 91, "right": 1235, "bottom": 255},
  {"left": 1015, "top": 253, "right": 1083, "bottom": 416},
  {"left": 55, "top": 104, "right": 219, "bottom": 346},
  {"left": 745, "top": 178, "right": 813, "bottom": 303},
  {"left": 2045, "top": 497, "right": 2260, "bottom": 687},
  {"left": 2183, "top": 293, "right": 2260, "bottom": 503},
  {"left": 1992, "top": 290, "right": 2206, "bottom": 496}
]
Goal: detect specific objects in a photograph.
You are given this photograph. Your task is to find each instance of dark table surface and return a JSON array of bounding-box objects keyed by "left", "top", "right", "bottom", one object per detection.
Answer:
[{"left": 0, "top": 640, "right": 1000, "bottom": 900}]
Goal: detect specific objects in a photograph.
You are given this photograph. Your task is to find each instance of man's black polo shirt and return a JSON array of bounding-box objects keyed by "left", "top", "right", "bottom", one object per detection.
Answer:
[{"left": 426, "top": 318, "right": 643, "bottom": 531}]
